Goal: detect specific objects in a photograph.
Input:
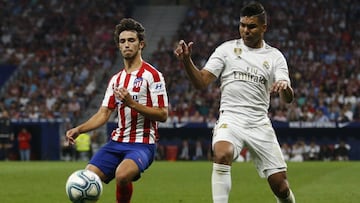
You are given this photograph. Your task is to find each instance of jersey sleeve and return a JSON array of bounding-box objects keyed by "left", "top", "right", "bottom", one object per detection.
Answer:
[
  {"left": 204, "top": 46, "right": 226, "bottom": 78},
  {"left": 149, "top": 72, "right": 168, "bottom": 108},
  {"left": 274, "top": 50, "right": 291, "bottom": 85},
  {"left": 101, "top": 74, "right": 118, "bottom": 109}
]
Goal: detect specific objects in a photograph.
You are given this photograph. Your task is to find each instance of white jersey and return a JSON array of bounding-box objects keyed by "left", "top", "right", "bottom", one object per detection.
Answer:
[
  {"left": 204, "top": 39, "right": 290, "bottom": 126},
  {"left": 102, "top": 61, "right": 168, "bottom": 144}
]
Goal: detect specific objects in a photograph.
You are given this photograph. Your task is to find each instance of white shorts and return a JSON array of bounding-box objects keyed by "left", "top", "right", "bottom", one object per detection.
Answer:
[{"left": 212, "top": 111, "right": 287, "bottom": 178}]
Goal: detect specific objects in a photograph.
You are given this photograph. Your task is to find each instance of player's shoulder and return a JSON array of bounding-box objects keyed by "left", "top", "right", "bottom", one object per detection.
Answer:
[
  {"left": 142, "top": 61, "right": 165, "bottom": 81},
  {"left": 142, "top": 61, "right": 163, "bottom": 74},
  {"left": 217, "top": 39, "right": 238, "bottom": 49},
  {"left": 213, "top": 39, "right": 239, "bottom": 54},
  {"left": 263, "top": 42, "right": 283, "bottom": 54},
  {"left": 262, "top": 42, "right": 287, "bottom": 59}
]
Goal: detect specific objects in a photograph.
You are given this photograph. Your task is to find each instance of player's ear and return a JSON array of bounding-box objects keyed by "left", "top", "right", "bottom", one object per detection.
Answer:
[
  {"left": 262, "top": 24, "right": 267, "bottom": 32},
  {"left": 139, "top": 40, "right": 145, "bottom": 50}
]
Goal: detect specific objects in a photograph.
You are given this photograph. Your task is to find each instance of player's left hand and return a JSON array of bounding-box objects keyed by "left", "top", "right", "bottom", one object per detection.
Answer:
[{"left": 270, "top": 80, "right": 289, "bottom": 93}]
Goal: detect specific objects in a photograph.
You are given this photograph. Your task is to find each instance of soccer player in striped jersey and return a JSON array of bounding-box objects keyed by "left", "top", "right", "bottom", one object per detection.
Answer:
[
  {"left": 174, "top": 2, "right": 295, "bottom": 203},
  {"left": 66, "top": 18, "right": 168, "bottom": 203}
]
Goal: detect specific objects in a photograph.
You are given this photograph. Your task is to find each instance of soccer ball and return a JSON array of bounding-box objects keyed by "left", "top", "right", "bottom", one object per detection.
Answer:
[{"left": 65, "top": 169, "right": 103, "bottom": 203}]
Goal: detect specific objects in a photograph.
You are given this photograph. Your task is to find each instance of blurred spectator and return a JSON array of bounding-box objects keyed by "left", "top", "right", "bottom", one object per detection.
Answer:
[
  {"left": 193, "top": 140, "right": 205, "bottom": 160},
  {"left": 319, "top": 145, "right": 334, "bottom": 161},
  {"left": 314, "top": 109, "right": 330, "bottom": 123},
  {"left": 90, "top": 130, "right": 103, "bottom": 155},
  {"left": 305, "top": 140, "right": 320, "bottom": 161},
  {"left": 273, "top": 109, "right": 288, "bottom": 122},
  {"left": 290, "top": 140, "right": 306, "bottom": 162},
  {"left": 61, "top": 135, "right": 74, "bottom": 161},
  {"left": 337, "top": 108, "right": 351, "bottom": 123},
  {"left": 155, "top": 142, "right": 165, "bottom": 160},
  {"left": 189, "top": 110, "right": 205, "bottom": 123},
  {"left": 0, "top": 109, "right": 14, "bottom": 160},
  {"left": 75, "top": 132, "right": 92, "bottom": 161},
  {"left": 281, "top": 143, "right": 292, "bottom": 161},
  {"left": 17, "top": 127, "right": 32, "bottom": 161},
  {"left": 334, "top": 140, "right": 351, "bottom": 161},
  {"left": 178, "top": 139, "right": 190, "bottom": 160}
]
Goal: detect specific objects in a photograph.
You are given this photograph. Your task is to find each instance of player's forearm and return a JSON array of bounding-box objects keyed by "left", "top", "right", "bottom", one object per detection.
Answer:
[
  {"left": 182, "top": 58, "right": 208, "bottom": 89},
  {"left": 129, "top": 102, "right": 168, "bottom": 122},
  {"left": 77, "top": 107, "right": 112, "bottom": 133}
]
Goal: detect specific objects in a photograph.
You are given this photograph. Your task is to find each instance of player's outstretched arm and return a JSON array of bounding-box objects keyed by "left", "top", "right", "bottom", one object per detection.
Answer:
[
  {"left": 66, "top": 107, "right": 113, "bottom": 144},
  {"left": 174, "top": 40, "right": 216, "bottom": 89}
]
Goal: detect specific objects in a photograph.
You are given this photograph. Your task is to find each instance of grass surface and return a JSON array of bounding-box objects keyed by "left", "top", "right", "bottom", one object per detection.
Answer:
[{"left": 0, "top": 161, "right": 359, "bottom": 203}]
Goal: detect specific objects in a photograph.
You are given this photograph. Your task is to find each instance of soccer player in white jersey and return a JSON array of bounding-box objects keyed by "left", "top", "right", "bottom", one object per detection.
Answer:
[
  {"left": 174, "top": 2, "right": 295, "bottom": 203},
  {"left": 66, "top": 18, "right": 168, "bottom": 203}
]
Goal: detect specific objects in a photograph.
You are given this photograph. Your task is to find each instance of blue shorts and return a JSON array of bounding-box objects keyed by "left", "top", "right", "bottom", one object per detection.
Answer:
[{"left": 89, "top": 140, "right": 155, "bottom": 184}]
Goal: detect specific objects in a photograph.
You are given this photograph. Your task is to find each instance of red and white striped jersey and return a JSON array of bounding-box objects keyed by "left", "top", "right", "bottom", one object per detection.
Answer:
[{"left": 102, "top": 61, "right": 168, "bottom": 144}]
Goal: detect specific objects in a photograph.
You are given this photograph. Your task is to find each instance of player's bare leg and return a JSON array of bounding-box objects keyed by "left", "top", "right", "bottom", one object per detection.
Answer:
[
  {"left": 86, "top": 164, "right": 107, "bottom": 182},
  {"left": 115, "top": 159, "right": 140, "bottom": 203},
  {"left": 212, "top": 141, "right": 234, "bottom": 203},
  {"left": 268, "top": 172, "right": 296, "bottom": 203}
]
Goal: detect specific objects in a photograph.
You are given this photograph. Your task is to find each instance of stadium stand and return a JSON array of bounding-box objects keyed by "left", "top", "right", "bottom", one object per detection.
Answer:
[
  {"left": 1, "top": 0, "right": 359, "bottom": 160},
  {"left": 150, "top": 0, "right": 360, "bottom": 124},
  {"left": 0, "top": 0, "right": 134, "bottom": 124}
]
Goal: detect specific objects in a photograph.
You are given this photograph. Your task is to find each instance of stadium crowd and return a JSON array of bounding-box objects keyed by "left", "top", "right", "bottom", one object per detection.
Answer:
[
  {"left": 151, "top": 0, "right": 360, "bottom": 125},
  {"left": 0, "top": 1, "right": 359, "bottom": 162},
  {"left": 0, "top": 0, "right": 134, "bottom": 124},
  {"left": 1, "top": 0, "right": 359, "bottom": 125}
]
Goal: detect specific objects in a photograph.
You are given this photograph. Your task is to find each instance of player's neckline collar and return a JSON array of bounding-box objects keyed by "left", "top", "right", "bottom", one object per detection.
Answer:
[{"left": 238, "top": 39, "right": 265, "bottom": 51}]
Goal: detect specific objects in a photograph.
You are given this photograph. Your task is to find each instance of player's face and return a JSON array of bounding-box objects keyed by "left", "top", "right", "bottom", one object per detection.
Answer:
[
  {"left": 239, "top": 16, "right": 266, "bottom": 48},
  {"left": 118, "top": 30, "right": 144, "bottom": 59}
]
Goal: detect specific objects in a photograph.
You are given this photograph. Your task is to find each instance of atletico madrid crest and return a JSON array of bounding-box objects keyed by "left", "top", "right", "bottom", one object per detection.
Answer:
[{"left": 133, "top": 77, "right": 143, "bottom": 88}]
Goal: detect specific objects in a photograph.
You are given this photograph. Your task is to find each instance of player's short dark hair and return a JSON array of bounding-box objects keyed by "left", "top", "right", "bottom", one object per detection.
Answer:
[
  {"left": 114, "top": 18, "right": 146, "bottom": 48},
  {"left": 240, "top": 2, "right": 267, "bottom": 24}
]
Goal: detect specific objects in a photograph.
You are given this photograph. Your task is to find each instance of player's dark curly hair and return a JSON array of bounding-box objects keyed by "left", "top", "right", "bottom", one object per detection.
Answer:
[
  {"left": 240, "top": 2, "right": 267, "bottom": 24},
  {"left": 114, "top": 18, "right": 146, "bottom": 48}
]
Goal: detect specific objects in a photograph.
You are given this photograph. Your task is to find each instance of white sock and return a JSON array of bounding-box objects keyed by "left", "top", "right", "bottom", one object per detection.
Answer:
[
  {"left": 276, "top": 189, "right": 295, "bottom": 203},
  {"left": 211, "top": 163, "right": 231, "bottom": 203}
]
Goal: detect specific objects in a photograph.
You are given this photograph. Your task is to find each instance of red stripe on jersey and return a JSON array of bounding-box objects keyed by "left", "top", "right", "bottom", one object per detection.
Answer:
[
  {"left": 106, "top": 75, "right": 118, "bottom": 109},
  {"left": 144, "top": 63, "right": 161, "bottom": 82},
  {"left": 119, "top": 105, "right": 126, "bottom": 141},
  {"left": 108, "top": 95, "right": 117, "bottom": 109},
  {"left": 129, "top": 68, "right": 146, "bottom": 143},
  {"left": 142, "top": 83, "right": 153, "bottom": 143},
  {"left": 129, "top": 109, "right": 138, "bottom": 143},
  {"left": 157, "top": 95, "right": 165, "bottom": 108},
  {"left": 153, "top": 121, "right": 159, "bottom": 142},
  {"left": 117, "top": 73, "right": 131, "bottom": 142}
]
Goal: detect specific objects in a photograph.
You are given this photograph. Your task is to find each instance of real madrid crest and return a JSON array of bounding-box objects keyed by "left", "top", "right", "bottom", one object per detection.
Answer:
[
  {"left": 263, "top": 61, "right": 270, "bottom": 69},
  {"left": 234, "top": 48, "right": 242, "bottom": 58}
]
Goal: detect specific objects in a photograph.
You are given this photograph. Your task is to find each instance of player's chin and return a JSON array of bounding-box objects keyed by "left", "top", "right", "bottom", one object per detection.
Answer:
[
  {"left": 124, "top": 54, "right": 137, "bottom": 60},
  {"left": 243, "top": 38, "right": 255, "bottom": 47}
]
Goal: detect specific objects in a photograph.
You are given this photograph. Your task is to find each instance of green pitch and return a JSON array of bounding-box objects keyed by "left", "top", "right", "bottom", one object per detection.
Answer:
[{"left": 0, "top": 161, "right": 359, "bottom": 203}]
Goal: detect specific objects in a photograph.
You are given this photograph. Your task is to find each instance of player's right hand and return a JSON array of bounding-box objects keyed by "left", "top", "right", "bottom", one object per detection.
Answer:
[
  {"left": 174, "top": 40, "right": 193, "bottom": 60},
  {"left": 66, "top": 128, "right": 80, "bottom": 145}
]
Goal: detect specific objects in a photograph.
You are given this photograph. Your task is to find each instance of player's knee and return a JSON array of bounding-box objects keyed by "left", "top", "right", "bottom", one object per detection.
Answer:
[
  {"left": 276, "top": 183, "right": 290, "bottom": 199},
  {"left": 213, "top": 150, "right": 233, "bottom": 164},
  {"left": 268, "top": 173, "right": 290, "bottom": 199},
  {"left": 115, "top": 172, "right": 131, "bottom": 185},
  {"left": 270, "top": 180, "right": 290, "bottom": 199}
]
